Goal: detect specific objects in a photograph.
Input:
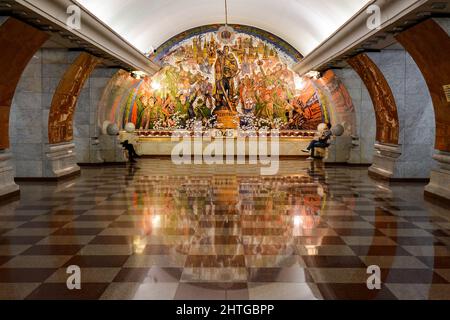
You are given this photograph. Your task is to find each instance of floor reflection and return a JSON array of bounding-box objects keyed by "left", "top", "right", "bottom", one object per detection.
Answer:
[{"left": 0, "top": 160, "right": 449, "bottom": 300}]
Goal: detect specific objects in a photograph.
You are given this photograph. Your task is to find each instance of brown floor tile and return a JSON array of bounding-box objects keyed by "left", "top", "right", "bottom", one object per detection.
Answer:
[
  {"left": 1, "top": 160, "right": 449, "bottom": 300},
  {"left": 247, "top": 267, "right": 313, "bottom": 282},
  {"left": 417, "top": 256, "right": 450, "bottom": 269},
  {"left": 26, "top": 283, "right": 109, "bottom": 300},
  {"left": 350, "top": 246, "right": 411, "bottom": 256},
  {"left": 21, "top": 245, "right": 83, "bottom": 256},
  {"left": 199, "top": 236, "right": 242, "bottom": 245},
  {"left": 0, "top": 236, "right": 45, "bottom": 245},
  {"left": 243, "top": 244, "right": 296, "bottom": 255},
  {"left": 45, "top": 267, "right": 120, "bottom": 283},
  {"left": 302, "top": 256, "right": 366, "bottom": 268},
  {"left": 381, "top": 269, "right": 448, "bottom": 284},
  {"left": 75, "top": 215, "right": 119, "bottom": 221},
  {"left": 295, "top": 236, "right": 345, "bottom": 245},
  {"left": 18, "top": 221, "right": 70, "bottom": 229},
  {"left": 0, "top": 283, "right": 41, "bottom": 299},
  {"left": 248, "top": 283, "right": 322, "bottom": 300},
  {"left": 52, "top": 228, "right": 103, "bottom": 236},
  {"left": 101, "top": 282, "right": 178, "bottom": 300},
  {"left": 0, "top": 256, "right": 13, "bottom": 266},
  {"left": 0, "top": 268, "right": 55, "bottom": 283},
  {"left": 89, "top": 236, "right": 132, "bottom": 245},
  {"left": 185, "top": 255, "right": 246, "bottom": 268},
  {"left": 315, "top": 283, "right": 397, "bottom": 300},
  {"left": 174, "top": 283, "right": 247, "bottom": 300},
  {"left": 332, "top": 228, "right": 384, "bottom": 236},
  {"left": 390, "top": 237, "right": 444, "bottom": 246},
  {"left": 143, "top": 245, "right": 178, "bottom": 255},
  {"left": 114, "top": 267, "right": 182, "bottom": 282},
  {"left": 370, "top": 222, "right": 416, "bottom": 229},
  {"left": 64, "top": 255, "right": 129, "bottom": 268}
]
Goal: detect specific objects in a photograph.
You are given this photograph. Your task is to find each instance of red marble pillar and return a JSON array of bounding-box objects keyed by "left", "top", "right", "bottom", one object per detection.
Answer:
[
  {"left": 48, "top": 52, "right": 100, "bottom": 144},
  {"left": 396, "top": 19, "right": 450, "bottom": 152},
  {"left": 0, "top": 18, "right": 48, "bottom": 150},
  {"left": 347, "top": 53, "right": 400, "bottom": 145}
]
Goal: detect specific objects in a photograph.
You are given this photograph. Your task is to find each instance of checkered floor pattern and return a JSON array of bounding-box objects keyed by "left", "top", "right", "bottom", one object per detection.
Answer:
[{"left": 0, "top": 160, "right": 449, "bottom": 300}]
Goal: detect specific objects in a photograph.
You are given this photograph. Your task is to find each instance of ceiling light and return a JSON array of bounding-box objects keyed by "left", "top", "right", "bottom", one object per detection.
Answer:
[{"left": 217, "top": 0, "right": 235, "bottom": 44}]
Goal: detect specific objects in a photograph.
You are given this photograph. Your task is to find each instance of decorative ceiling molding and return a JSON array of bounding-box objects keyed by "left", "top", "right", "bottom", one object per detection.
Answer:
[
  {"left": 76, "top": 0, "right": 371, "bottom": 57},
  {"left": 293, "top": 0, "right": 429, "bottom": 75},
  {"left": 12, "top": 0, "right": 160, "bottom": 75}
]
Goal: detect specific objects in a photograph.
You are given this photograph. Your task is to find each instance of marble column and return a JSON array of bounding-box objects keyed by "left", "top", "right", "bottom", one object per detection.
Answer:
[
  {"left": 0, "top": 18, "right": 48, "bottom": 195},
  {"left": 332, "top": 68, "right": 376, "bottom": 165},
  {"left": 367, "top": 50, "right": 435, "bottom": 180},
  {"left": 10, "top": 48, "right": 100, "bottom": 179},
  {"left": 74, "top": 68, "right": 119, "bottom": 164},
  {"left": 348, "top": 53, "right": 403, "bottom": 178}
]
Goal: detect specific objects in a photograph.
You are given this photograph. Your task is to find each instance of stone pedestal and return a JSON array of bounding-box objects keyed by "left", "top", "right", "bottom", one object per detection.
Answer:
[
  {"left": 0, "top": 150, "right": 20, "bottom": 200},
  {"left": 44, "top": 142, "right": 80, "bottom": 179},
  {"left": 348, "top": 136, "right": 363, "bottom": 164},
  {"left": 324, "top": 136, "right": 352, "bottom": 163},
  {"left": 369, "top": 143, "right": 402, "bottom": 180},
  {"left": 99, "top": 135, "right": 127, "bottom": 163},
  {"left": 215, "top": 110, "right": 238, "bottom": 129},
  {"left": 89, "top": 137, "right": 104, "bottom": 164},
  {"left": 425, "top": 151, "right": 450, "bottom": 202}
]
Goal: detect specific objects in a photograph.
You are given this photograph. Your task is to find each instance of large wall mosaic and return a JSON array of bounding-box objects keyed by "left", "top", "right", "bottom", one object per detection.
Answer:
[
  {"left": 98, "top": 25, "right": 356, "bottom": 134},
  {"left": 98, "top": 25, "right": 331, "bottom": 131}
]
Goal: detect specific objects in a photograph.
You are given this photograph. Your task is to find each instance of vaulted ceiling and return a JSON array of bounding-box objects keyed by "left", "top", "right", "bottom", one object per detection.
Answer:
[{"left": 76, "top": 0, "right": 372, "bottom": 56}]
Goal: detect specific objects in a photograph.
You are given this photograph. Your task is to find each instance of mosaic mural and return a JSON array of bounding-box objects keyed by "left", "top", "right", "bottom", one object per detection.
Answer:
[{"left": 98, "top": 26, "right": 330, "bottom": 131}]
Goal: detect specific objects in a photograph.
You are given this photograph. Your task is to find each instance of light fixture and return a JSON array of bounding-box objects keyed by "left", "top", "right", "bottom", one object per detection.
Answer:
[
  {"left": 131, "top": 70, "right": 147, "bottom": 80},
  {"left": 294, "top": 77, "right": 306, "bottom": 91},
  {"left": 151, "top": 80, "right": 161, "bottom": 91},
  {"left": 217, "top": 0, "right": 235, "bottom": 44},
  {"left": 305, "top": 71, "right": 321, "bottom": 80},
  {"left": 294, "top": 215, "right": 303, "bottom": 227}
]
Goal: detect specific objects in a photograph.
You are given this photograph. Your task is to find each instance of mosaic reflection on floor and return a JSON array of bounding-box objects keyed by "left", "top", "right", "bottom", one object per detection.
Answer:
[{"left": 0, "top": 160, "right": 449, "bottom": 300}]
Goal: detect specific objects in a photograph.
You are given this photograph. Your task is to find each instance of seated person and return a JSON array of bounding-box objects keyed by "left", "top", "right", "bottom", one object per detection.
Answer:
[
  {"left": 302, "top": 123, "right": 333, "bottom": 160},
  {"left": 121, "top": 140, "right": 140, "bottom": 163}
]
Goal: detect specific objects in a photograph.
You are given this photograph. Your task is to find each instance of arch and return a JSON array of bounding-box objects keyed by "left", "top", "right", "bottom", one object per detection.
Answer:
[
  {"left": 396, "top": 19, "right": 450, "bottom": 152},
  {"left": 95, "top": 25, "right": 359, "bottom": 148},
  {"left": 152, "top": 24, "right": 303, "bottom": 63},
  {"left": 347, "top": 53, "right": 400, "bottom": 145},
  {"left": 0, "top": 18, "right": 48, "bottom": 150},
  {"left": 48, "top": 52, "right": 99, "bottom": 144},
  {"left": 77, "top": 0, "right": 371, "bottom": 56}
]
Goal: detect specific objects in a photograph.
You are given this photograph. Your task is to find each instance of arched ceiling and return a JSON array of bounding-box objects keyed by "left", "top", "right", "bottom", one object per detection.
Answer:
[{"left": 76, "top": 0, "right": 371, "bottom": 57}]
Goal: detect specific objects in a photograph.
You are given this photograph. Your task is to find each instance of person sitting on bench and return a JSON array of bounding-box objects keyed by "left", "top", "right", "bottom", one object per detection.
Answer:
[
  {"left": 302, "top": 123, "right": 333, "bottom": 160},
  {"left": 121, "top": 140, "right": 140, "bottom": 163}
]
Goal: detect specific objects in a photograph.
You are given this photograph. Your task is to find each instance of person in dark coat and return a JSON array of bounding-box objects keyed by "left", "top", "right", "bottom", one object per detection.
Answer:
[{"left": 121, "top": 140, "right": 139, "bottom": 163}]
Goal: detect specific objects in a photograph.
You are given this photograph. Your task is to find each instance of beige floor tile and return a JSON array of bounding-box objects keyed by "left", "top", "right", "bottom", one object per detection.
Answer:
[
  {"left": 359, "top": 256, "right": 428, "bottom": 269},
  {"left": 101, "top": 283, "right": 178, "bottom": 300},
  {"left": 248, "top": 283, "right": 322, "bottom": 300},
  {"left": 124, "top": 254, "right": 187, "bottom": 268},
  {"left": 308, "top": 268, "right": 368, "bottom": 283}
]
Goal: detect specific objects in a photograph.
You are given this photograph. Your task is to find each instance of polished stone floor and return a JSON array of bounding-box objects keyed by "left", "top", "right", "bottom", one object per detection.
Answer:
[{"left": 0, "top": 159, "right": 449, "bottom": 300}]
